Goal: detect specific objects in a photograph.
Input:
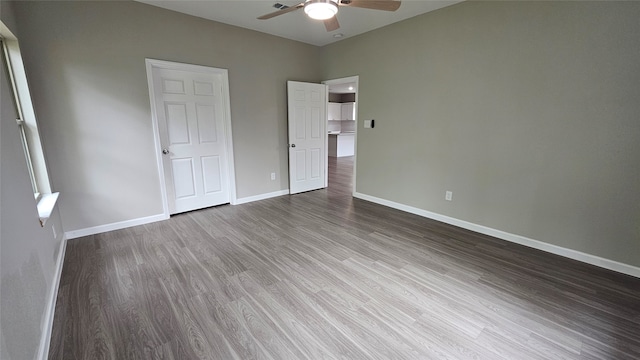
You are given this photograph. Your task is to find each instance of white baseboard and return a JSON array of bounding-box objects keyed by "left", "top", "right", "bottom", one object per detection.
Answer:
[
  {"left": 235, "top": 189, "right": 289, "bottom": 205},
  {"left": 64, "top": 213, "right": 168, "bottom": 239},
  {"left": 353, "top": 192, "right": 640, "bottom": 279},
  {"left": 65, "top": 190, "right": 291, "bottom": 239},
  {"left": 38, "top": 234, "right": 67, "bottom": 360}
]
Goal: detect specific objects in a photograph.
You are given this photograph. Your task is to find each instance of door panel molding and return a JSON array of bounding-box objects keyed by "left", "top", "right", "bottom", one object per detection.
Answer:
[{"left": 146, "top": 59, "right": 237, "bottom": 216}]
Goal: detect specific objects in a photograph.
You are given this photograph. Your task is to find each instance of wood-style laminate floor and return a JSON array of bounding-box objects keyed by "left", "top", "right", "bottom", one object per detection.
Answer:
[{"left": 49, "top": 156, "right": 640, "bottom": 360}]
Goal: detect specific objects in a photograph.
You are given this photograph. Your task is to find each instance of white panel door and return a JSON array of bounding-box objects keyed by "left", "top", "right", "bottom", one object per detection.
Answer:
[
  {"left": 287, "top": 81, "right": 327, "bottom": 194},
  {"left": 150, "top": 65, "right": 232, "bottom": 214}
]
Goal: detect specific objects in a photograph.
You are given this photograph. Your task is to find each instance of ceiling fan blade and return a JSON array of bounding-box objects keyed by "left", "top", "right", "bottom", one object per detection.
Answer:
[
  {"left": 340, "top": 0, "right": 401, "bottom": 12},
  {"left": 324, "top": 16, "right": 340, "bottom": 32},
  {"left": 257, "top": 2, "right": 305, "bottom": 20}
]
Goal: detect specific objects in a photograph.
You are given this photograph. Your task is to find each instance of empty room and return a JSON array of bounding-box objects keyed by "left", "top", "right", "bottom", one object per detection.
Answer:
[{"left": 1, "top": 1, "right": 639, "bottom": 359}]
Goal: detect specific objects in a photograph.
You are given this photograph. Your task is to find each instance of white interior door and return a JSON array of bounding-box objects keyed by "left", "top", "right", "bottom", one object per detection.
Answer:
[
  {"left": 288, "top": 81, "right": 327, "bottom": 194},
  {"left": 148, "top": 60, "right": 234, "bottom": 214}
]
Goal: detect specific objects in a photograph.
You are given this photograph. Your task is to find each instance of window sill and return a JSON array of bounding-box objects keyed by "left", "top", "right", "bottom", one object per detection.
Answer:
[{"left": 37, "top": 192, "right": 59, "bottom": 227}]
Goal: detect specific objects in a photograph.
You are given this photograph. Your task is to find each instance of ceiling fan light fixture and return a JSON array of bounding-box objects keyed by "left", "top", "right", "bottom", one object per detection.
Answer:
[{"left": 304, "top": 0, "right": 338, "bottom": 20}]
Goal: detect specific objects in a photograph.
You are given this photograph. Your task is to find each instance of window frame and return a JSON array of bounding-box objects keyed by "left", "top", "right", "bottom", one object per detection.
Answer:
[
  {"left": 1, "top": 38, "right": 41, "bottom": 199},
  {"left": 1, "top": 21, "right": 57, "bottom": 226}
]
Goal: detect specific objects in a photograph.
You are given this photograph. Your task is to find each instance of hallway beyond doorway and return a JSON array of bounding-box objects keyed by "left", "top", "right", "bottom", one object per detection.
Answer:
[{"left": 328, "top": 155, "right": 353, "bottom": 197}]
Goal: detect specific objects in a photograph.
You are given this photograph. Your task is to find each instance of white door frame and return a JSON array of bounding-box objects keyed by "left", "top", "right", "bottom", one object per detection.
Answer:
[
  {"left": 322, "top": 75, "right": 359, "bottom": 195},
  {"left": 145, "top": 58, "right": 237, "bottom": 218}
]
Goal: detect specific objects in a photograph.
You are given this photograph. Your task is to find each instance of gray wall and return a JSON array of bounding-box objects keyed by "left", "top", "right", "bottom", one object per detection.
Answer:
[
  {"left": 10, "top": 0, "right": 322, "bottom": 233},
  {"left": 1, "top": 2, "right": 65, "bottom": 359},
  {"left": 321, "top": 1, "right": 640, "bottom": 267}
]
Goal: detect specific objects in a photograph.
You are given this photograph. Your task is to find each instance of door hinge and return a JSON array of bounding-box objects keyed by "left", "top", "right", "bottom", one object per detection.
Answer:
[{"left": 16, "top": 118, "right": 24, "bottom": 125}]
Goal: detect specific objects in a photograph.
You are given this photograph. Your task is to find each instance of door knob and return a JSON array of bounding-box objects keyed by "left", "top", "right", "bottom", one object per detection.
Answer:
[
  {"left": 162, "top": 148, "right": 169, "bottom": 155},
  {"left": 291, "top": 144, "right": 296, "bottom": 148}
]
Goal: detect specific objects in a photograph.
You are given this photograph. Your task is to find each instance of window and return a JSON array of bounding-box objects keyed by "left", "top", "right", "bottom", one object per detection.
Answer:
[
  {"left": 1, "top": 22, "right": 57, "bottom": 225},
  {"left": 2, "top": 38, "right": 40, "bottom": 198}
]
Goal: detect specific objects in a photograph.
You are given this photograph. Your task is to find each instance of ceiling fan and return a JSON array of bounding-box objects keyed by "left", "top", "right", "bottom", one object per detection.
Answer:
[{"left": 257, "top": 0, "right": 402, "bottom": 32}]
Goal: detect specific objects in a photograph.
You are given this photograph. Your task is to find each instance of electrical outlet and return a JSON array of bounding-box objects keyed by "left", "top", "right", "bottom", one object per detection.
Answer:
[
  {"left": 52, "top": 224, "right": 57, "bottom": 239},
  {"left": 270, "top": 172, "right": 276, "bottom": 181},
  {"left": 445, "top": 191, "right": 453, "bottom": 201}
]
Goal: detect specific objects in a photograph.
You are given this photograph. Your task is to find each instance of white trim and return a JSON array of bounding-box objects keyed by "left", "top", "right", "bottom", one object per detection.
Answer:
[
  {"left": 37, "top": 235, "right": 67, "bottom": 360},
  {"left": 144, "top": 58, "right": 238, "bottom": 211},
  {"left": 353, "top": 192, "right": 640, "bottom": 279},
  {"left": 235, "top": 189, "right": 290, "bottom": 205},
  {"left": 37, "top": 192, "right": 59, "bottom": 227},
  {"left": 64, "top": 213, "right": 168, "bottom": 240},
  {"left": 220, "top": 70, "right": 238, "bottom": 205},
  {"left": 324, "top": 85, "right": 329, "bottom": 188},
  {"left": 1, "top": 25, "right": 53, "bottom": 195},
  {"left": 322, "top": 76, "right": 359, "bottom": 195},
  {"left": 144, "top": 60, "right": 170, "bottom": 218}
]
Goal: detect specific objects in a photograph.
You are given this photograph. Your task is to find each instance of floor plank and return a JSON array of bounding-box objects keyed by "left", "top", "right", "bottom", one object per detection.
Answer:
[{"left": 49, "top": 156, "right": 640, "bottom": 359}]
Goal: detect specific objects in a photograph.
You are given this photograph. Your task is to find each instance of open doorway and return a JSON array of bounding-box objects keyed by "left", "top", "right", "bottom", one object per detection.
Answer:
[{"left": 323, "top": 76, "right": 358, "bottom": 195}]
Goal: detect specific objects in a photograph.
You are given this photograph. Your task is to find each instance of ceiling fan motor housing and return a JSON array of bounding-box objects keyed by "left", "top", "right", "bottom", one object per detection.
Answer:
[{"left": 304, "top": 0, "right": 339, "bottom": 20}]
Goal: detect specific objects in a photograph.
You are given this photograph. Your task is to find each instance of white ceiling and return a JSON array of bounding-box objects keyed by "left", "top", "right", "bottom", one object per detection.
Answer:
[
  {"left": 135, "top": 0, "right": 463, "bottom": 46},
  {"left": 328, "top": 82, "right": 356, "bottom": 93}
]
